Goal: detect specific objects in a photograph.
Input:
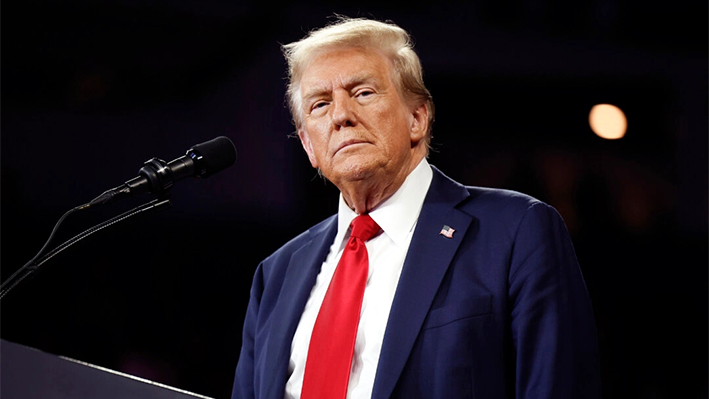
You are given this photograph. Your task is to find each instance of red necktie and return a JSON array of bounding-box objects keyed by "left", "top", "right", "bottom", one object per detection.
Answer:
[{"left": 301, "top": 214, "right": 381, "bottom": 399}]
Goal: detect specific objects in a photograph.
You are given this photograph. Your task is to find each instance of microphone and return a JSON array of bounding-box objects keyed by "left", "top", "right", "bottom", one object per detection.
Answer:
[{"left": 89, "top": 136, "right": 237, "bottom": 207}]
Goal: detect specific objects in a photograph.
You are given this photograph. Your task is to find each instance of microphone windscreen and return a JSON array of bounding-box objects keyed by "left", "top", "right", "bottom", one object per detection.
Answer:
[{"left": 190, "top": 136, "right": 237, "bottom": 177}]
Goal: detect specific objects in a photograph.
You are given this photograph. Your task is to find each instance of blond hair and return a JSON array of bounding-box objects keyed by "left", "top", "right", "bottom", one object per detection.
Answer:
[{"left": 281, "top": 16, "right": 435, "bottom": 143}]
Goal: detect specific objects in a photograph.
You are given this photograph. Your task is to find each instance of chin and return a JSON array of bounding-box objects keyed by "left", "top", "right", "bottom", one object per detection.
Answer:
[{"left": 330, "top": 159, "right": 383, "bottom": 184}]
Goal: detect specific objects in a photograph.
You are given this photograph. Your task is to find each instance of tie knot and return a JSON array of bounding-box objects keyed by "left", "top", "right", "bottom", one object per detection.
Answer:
[{"left": 350, "top": 214, "right": 380, "bottom": 242}]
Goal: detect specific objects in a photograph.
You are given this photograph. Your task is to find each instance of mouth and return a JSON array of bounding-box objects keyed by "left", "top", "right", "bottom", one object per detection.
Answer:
[{"left": 334, "top": 139, "right": 368, "bottom": 155}]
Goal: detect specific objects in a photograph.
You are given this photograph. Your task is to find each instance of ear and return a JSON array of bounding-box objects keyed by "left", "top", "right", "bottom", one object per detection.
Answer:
[
  {"left": 409, "top": 103, "right": 429, "bottom": 145},
  {"left": 298, "top": 129, "right": 319, "bottom": 168}
]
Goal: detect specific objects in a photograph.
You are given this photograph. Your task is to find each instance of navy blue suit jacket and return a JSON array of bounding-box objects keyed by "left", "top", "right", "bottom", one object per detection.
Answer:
[{"left": 232, "top": 166, "right": 601, "bottom": 398}]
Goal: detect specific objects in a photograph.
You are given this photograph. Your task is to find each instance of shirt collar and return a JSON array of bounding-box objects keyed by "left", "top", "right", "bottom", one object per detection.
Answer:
[{"left": 336, "top": 158, "right": 433, "bottom": 247}]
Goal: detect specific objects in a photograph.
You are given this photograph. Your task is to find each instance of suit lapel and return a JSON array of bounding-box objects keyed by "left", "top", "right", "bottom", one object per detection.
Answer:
[
  {"left": 262, "top": 216, "right": 338, "bottom": 399},
  {"left": 372, "top": 166, "right": 473, "bottom": 399}
]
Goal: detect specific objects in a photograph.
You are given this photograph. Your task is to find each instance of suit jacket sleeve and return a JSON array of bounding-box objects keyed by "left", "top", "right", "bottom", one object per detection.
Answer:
[
  {"left": 509, "top": 202, "right": 600, "bottom": 398},
  {"left": 232, "top": 261, "right": 264, "bottom": 399}
]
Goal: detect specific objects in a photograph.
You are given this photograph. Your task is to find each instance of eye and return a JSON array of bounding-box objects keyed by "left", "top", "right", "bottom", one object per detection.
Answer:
[
  {"left": 356, "top": 89, "right": 374, "bottom": 98},
  {"left": 311, "top": 101, "right": 329, "bottom": 111}
]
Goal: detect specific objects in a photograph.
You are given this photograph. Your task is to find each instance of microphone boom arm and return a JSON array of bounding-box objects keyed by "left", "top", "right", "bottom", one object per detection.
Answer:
[{"left": 0, "top": 198, "right": 172, "bottom": 301}]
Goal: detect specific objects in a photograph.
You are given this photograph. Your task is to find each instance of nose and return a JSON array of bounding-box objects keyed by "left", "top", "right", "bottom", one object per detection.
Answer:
[{"left": 331, "top": 90, "right": 357, "bottom": 128}]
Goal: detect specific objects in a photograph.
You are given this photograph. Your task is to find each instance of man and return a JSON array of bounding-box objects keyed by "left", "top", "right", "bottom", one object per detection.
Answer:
[{"left": 232, "top": 16, "right": 601, "bottom": 399}]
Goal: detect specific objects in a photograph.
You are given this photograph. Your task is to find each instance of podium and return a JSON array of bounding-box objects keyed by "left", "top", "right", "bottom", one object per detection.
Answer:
[{"left": 0, "top": 339, "right": 214, "bottom": 399}]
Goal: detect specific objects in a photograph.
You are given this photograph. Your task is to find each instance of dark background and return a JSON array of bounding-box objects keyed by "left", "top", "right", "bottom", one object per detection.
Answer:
[{"left": 1, "top": 1, "right": 706, "bottom": 398}]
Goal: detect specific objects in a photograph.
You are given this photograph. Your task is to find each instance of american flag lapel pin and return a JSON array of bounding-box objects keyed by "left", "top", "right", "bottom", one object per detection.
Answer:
[{"left": 439, "top": 225, "right": 455, "bottom": 239}]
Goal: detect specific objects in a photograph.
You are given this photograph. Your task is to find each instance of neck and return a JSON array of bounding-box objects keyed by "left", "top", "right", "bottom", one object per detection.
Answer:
[{"left": 339, "top": 154, "right": 425, "bottom": 214}]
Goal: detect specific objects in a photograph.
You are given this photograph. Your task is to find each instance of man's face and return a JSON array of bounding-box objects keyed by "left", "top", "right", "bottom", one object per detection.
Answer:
[{"left": 297, "top": 47, "right": 427, "bottom": 190}]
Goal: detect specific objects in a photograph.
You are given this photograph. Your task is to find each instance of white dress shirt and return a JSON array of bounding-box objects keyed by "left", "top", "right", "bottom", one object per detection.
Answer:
[{"left": 285, "top": 159, "right": 433, "bottom": 399}]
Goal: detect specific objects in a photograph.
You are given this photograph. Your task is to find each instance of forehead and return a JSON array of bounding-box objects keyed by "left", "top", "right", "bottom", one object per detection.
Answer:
[{"left": 299, "top": 47, "right": 396, "bottom": 93}]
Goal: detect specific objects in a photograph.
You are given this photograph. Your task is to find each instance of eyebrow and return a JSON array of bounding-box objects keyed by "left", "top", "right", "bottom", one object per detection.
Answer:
[{"left": 301, "top": 73, "right": 378, "bottom": 104}]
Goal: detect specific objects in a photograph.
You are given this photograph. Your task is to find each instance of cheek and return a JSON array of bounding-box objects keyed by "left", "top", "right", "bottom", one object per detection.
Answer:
[
  {"left": 378, "top": 109, "right": 413, "bottom": 144},
  {"left": 304, "top": 123, "right": 331, "bottom": 154}
]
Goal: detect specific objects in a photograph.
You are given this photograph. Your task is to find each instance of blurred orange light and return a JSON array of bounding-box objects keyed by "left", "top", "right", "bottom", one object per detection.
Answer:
[{"left": 589, "top": 104, "right": 627, "bottom": 139}]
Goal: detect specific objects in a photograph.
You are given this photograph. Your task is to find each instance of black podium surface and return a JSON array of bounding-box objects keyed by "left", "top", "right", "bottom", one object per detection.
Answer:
[{"left": 1, "top": 339, "right": 214, "bottom": 399}]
